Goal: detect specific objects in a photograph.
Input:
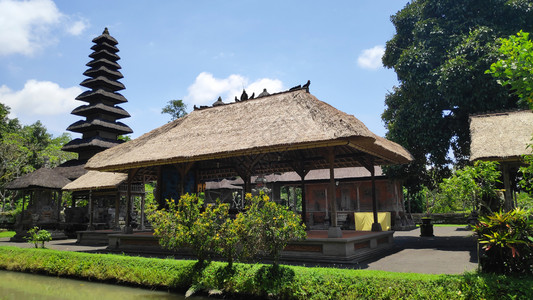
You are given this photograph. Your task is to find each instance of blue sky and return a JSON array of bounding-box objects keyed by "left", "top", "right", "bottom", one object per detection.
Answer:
[{"left": 0, "top": 0, "right": 410, "bottom": 139}]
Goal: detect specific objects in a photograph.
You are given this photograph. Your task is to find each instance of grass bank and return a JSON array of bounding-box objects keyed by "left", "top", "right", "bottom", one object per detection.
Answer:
[
  {"left": 0, "top": 231, "right": 15, "bottom": 238},
  {"left": 0, "top": 246, "right": 531, "bottom": 299}
]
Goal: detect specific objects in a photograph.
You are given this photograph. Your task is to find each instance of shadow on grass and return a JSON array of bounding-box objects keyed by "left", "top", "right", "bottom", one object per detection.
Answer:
[
  {"left": 254, "top": 265, "right": 295, "bottom": 296},
  {"left": 168, "top": 260, "right": 211, "bottom": 291}
]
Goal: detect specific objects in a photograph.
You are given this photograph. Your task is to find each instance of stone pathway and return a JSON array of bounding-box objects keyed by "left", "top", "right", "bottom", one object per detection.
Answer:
[
  {"left": 359, "top": 226, "right": 478, "bottom": 274},
  {"left": 0, "top": 237, "right": 107, "bottom": 253}
]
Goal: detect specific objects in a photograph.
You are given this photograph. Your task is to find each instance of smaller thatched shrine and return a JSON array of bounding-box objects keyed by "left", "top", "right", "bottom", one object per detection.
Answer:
[
  {"left": 470, "top": 109, "right": 533, "bottom": 210},
  {"left": 63, "top": 171, "right": 146, "bottom": 231},
  {"left": 6, "top": 168, "right": 71, "bottom": 241}
]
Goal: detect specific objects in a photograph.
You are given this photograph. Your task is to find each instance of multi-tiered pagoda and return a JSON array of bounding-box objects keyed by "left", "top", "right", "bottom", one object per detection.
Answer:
[{"left": 62, "top": 28, "right": 133, "bottom": 161}]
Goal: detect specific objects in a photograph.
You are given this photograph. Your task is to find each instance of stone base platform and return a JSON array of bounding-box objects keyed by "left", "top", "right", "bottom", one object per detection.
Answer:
[
  {"left": 282, "top": 230, "right": 394, "bottom": 263},
  {"left": 77, "top": 230, "right": 122, "bottom": 246},
  {"left": 105, "top": 230, "right": 395, "bottom": 263},
  {"left": 76, "top": 229, "right": 153, "bottom": 246}
]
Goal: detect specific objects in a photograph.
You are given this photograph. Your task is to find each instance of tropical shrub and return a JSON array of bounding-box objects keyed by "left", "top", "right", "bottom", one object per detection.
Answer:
[
  {"left": 517, "top": 192, "right": 533, "bottom": 211},
  {"left": 519, "top": 153, "right": 533, "bottom": 194},
  {"left": 147, "top": 194, "right": 227, "bottom": 264},
  {"left": 147, "top": 193, "right": 306, "bottom": 267},
  {"left": 25, "top": 226, "right": 52, "bottom": 248},
  {"left": 474, "top": 208, "right": 533, "bottom": 274},
  {"left": 238, "top": 192, "right": 306, "bottom": 266}
]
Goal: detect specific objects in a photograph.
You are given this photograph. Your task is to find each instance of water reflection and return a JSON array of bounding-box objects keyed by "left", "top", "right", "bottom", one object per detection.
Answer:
[{"left": 0, "top": 270, "right": 209, "bottom": 300}]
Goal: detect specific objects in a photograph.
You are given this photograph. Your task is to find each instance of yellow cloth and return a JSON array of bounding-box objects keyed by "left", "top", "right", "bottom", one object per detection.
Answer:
[{"left": 354, "top": 212, "right": 391, "bottom": 231}]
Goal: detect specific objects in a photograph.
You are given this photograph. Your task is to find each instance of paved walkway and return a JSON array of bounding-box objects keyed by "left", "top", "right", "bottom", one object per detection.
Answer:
[
  {"left": 360, "top": 226, "right": 478, "bottom": 274},
  {"left": 0, "top": 237, "right": 107, "bottom": 253},
  {"left": 0, "top": 226, "right": 478, "bottom": 275}
]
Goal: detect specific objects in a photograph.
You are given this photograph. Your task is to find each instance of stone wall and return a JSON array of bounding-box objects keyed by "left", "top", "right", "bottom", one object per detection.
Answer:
[{"left": 411, "top": 213, "right": 476, "bottom": 225}]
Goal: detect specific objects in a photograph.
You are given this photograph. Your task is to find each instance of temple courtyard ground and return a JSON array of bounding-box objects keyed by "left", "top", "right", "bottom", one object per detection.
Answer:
[{"left": 0, "top": 225, "right": 477, "bottom": 275}]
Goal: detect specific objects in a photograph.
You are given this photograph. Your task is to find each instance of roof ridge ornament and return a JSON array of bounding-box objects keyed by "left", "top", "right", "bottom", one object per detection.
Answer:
[
  {"left": 103, "top": 27, "right": 109, "bottom": 35},
  {"left": 240, "top": 89, "right": 249, "bottom": 101},
  {"left": 212, "top": 96, "right": 224, "bottom": 106},
  {"left": 257, "top": 88, "right": 270, "bottom": 98}
]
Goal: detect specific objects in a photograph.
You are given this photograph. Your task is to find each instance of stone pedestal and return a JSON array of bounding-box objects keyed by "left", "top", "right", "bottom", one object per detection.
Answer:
[{"left": 327, "top": 226, "right": 343, "bottom": 238}]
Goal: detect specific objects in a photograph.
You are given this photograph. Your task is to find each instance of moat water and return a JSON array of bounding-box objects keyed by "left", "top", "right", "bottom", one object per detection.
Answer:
[{"left": 0, "top": 270, "right": 211, "bottom": 300}]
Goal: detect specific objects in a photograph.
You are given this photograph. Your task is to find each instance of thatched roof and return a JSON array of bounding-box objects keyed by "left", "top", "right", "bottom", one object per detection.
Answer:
[
  {"left": 6, "top": 168, "right": 71, "bottom": 190},
  {"left": 54, "top": 159, "right": 88, "bottom": 180},
  {"left": 62, "top": 170, "right": 127, "bottom": 191},
  {"left": 470, "top": 110, "right": 533, "bottom": 162},
  {"left": 86, "top": 89, "right": 412, "bottom": 172}
]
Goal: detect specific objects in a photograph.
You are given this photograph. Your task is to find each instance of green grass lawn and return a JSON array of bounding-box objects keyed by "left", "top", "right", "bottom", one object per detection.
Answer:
[
  {"left": 0, "top": 246, "right": 531, "bottom": 299},
  {"left": 0, "top": 231, "right": 15, "bottom": 238}
]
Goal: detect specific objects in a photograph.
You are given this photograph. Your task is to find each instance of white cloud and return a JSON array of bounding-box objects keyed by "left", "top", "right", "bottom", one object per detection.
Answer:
[
  {"left": 66, "top": 19, "right": 89, "bottom": 36},
  {"left": 357, "top": 45, "right": 385, "bottom": 70},
  {"left": 184, "top": 72, "right": 284, "bottom": 106},
  {"left": 0, "top": 0, "right": 88, "bottom": 56},
  {"left": 0, "top": 80, "right": 81, "bottom": 118}
]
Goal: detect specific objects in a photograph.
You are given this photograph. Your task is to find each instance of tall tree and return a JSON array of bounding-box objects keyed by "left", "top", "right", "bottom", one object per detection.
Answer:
[
  {"left": 487, "top": 30, "right": 533, "bottom": 108},
  {"left": 161, "top": 99, "right": 187, "bottom": 121},
  {"left": 0, "top": 105, "right": 75, "bottom": 208},
  {"left": 382, "top": 0, "right": 533, "bottom": 190}
]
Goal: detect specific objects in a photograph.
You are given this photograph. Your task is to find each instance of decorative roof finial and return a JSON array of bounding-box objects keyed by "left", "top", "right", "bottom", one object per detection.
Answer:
[
  {"left": 103, "top": 27, "right": 109, "bottom": 35},
  {"left": 212, "top": 96, "right": 224, "bottom": 106},
  {"left": 258, "top": 88, "right": 270, "bottom": 98},
  {"left": 303, "top": 80, "right": 311, "bottom": 92},
  {"left": 240, "top": 89, "right": 249, "bottom": 101}
]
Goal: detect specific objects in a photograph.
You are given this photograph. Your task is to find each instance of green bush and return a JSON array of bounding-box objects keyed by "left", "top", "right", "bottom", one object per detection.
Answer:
[
  {"left": 148, "top": 193, "right": 306, "bottom": 267},
  {"left": 25, "top": 227, "right": 52, "bottom": 248},
  {"left": 474, "top": 208, "right": 533, "bottom": 274},
  {"left": 0, "top": 247, "right": 532, "bottom": 299},
  {"left": 237, "top": 192, "right": 306, "bottom": 266},
  {"left": 147, "top": 194, "right": 227, "bottom": 264}
]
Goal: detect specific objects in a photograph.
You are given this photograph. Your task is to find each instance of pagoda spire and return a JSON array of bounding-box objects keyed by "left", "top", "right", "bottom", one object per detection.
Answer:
[{"left": 62, "top": 28, "right": 133, "bottom": 161}]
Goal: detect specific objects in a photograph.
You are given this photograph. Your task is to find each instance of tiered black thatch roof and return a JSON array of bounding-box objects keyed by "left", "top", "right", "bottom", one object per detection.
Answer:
[
  {"left": 6, "top": 168, "right": 71, "bottom": 190},
  {"left": 63, "top": 28, "right": 132, "bottom": 161}
]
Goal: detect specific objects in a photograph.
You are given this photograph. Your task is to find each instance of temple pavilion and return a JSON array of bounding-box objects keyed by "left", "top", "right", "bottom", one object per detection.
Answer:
[{"left": 85, "top": 85, "right": 413, "bottom": 239}]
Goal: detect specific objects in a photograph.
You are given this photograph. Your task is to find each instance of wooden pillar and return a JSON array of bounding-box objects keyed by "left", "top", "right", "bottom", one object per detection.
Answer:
[
  {"left": 114, "top": 192, "right": 120, "bottom": 230},
  {"left": 243, "top": 174, "right": 251, "bottom": 193},
  {"left": 176, "top": 162, "right": 194, "bottom": 197},
  {"left": 355, "top": 183, "right": 360, "bottom": 212},
  {"left": 125, "top": 179, "right": 132, "bottom": 233},
  {"left": 124, "top": 169, "right": 139, "bottom": 234},
  {"left": 88, "top": 190, "right": 94, "bottom": 231},
  {"left": 503, "top": 163, "right": 513, "bottom": 212},
  {"left": 370, "top": 166, "right": 382, "bottom": 232},
  {"left": 300, "top": 178, "right": 307, "bottom": 225},
  {"left": 140, "top": 193, "right": 146, "bottom": 230},
  {"left": 156, "top": 166, "right": 163, "bottom": 209},
  {"left": 19, "top": 191, "right": 26, "bottom": 230},
  {"left": 327, "top": 147, "right": 342, "bottom": 237},
  {"left": 57, "top": 191, "right": 62, "bottom": 222}
]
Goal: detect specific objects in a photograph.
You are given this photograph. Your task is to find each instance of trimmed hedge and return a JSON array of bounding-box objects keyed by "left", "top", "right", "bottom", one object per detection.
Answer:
[{"left": 0, "top": 246, "right": 532, "bottom": 299}]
